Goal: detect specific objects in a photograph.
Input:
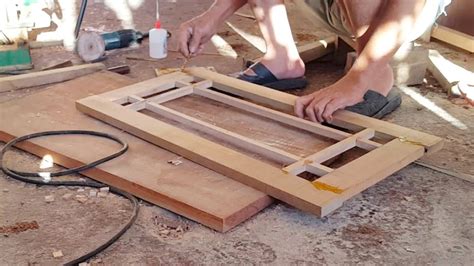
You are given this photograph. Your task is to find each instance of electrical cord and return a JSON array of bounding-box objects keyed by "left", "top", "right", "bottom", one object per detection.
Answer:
[{"left": 0, "top": 130, "right": 139, "bottom": 266}]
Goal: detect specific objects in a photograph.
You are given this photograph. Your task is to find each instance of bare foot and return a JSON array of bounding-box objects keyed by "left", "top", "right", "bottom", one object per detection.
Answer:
[{"left": 367, "top": 64, "right": 394, "bottom": 96}]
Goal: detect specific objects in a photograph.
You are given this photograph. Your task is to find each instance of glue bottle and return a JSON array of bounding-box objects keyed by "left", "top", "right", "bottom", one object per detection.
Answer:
[{"left": 149, "top": 20, "right": 167, "bottom": 59}]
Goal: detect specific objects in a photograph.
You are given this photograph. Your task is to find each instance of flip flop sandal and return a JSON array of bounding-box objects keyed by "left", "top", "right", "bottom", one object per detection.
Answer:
[
  {"left": 345, "top": 88, "right": 402, "bottom": 118},
  {"left": 237, "top": 62, "right": 308, "bottom": 91}
]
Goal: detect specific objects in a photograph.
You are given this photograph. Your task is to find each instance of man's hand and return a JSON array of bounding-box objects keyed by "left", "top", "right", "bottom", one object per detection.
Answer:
[
  {"left": 177, "top": 15, "right": 218, "bottom": 57},
  {"left": 177, "top": 1, "right": 247, "bottom": 57},
  {"left": 294, "top": 73, "right": 367, "bottom": 123}
]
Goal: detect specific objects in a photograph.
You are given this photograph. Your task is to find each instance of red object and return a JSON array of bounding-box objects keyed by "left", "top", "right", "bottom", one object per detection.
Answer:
[{"left": 154, "top": 20, "right": 161, "bottom": 29}]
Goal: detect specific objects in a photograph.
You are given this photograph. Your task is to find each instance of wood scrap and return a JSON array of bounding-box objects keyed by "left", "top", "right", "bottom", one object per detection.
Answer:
[
  {"left": 155, "top": 68, "right": 181, "bottom": 77},
  {"left": 29, "top": 40, "right": 63, "bottom": 49},
  {"left": 41, "top": 59, "right": 73, "bottom": 71},
  {"left": 427, "top": 49, "right": 474, "bottom": 103},
  {"left": 431, "top": 25, "right": 474, "bottom": 53},
  {"left": 168, "top": 49, "right": 222, "bottom": 56},
  {"left": 107, "top": 65, "right": 130, "bottom": 75},
  {"left": 297, "top": 36, "right": 337, "bottom": 63},
  {"left": 225, "top": 21, "right": 266, "bottom": 53},
  {"left": 0, "top": 63, "right": 105, "bottom": 92},
  {"left": 126, "top": 55, "right": 160, "bottom": 62},
  {"left": 0, "top": 221, "right": 39, "bottom": 234},
  {"left": 234, "top": 12, "right": 256, "bottom": 20},
  {"left": 244, "top": 36, "right": 337, "bottom": 66}
]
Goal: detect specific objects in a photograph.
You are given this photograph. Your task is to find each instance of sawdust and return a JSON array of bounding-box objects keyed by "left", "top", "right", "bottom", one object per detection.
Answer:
[
  {"left": 296, "top": 33, "right": 317, "bottom": 42},
  {"left": 231, "top": 43, "right": 250, "bottom": 53},
  {"left": 0, "top": 221, "right": 39, "bottom": 234},
  {"left": 151, "top": 215, "right": 190, "bottom": 239}
]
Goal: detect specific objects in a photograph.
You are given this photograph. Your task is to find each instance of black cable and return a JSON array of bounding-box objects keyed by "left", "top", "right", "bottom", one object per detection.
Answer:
[
  {"left": 75, "top": 0, "right": 88, "bottom": 38},
  {"left": 0, "top": 130, "right": 139, "bottom": 266}
]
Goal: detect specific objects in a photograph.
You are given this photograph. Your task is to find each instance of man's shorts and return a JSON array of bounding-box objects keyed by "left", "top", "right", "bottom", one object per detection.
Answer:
[{"left": 301, "top": 0, "right": 451, "bottom": 42}]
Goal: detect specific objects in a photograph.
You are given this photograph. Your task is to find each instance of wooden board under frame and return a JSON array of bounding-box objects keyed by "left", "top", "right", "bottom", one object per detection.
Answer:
[{"left": 76, "top": 67, "right": 443, "bottom": 217}]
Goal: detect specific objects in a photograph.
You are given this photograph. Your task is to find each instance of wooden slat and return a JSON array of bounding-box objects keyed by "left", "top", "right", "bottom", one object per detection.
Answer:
[
  {"left": 145, "top": 102, "right": 300, "bottom": 165},
  {"left": 283, "top": 129, "right": 375, "bottom": 174},
  {"left": 103, "top": 71, "right": 194, "bottom": 104},
  {"left": 427, "top": 49, "right": 474, "bottom": 94},
  {"left": 125, "top": 95, "right": 146, "bottom": 111},
  {"left": 147, "top": 80, "right": 213, "bottom": 104},
  {"left": 0, "top": 63, "right": 105, "bottom": 92},
  {"left": 126, "top": 100, "right": 146, "bottom": 111},
  {"left": 297, "top": 36, "right": 337, "bottom": 63},
  {"left": 77, "top": 95, "right": 344, "bottom": 217},
  {"left": 187, "top": 67, "right": 443, "bottom": 153},
  {"left": 148, "top": 86, "right": 194, "bottom": 104},
  {"left": 431, "top": 25, "right": 474, "bottom": 53},
  {"left": 305, "top": 164, "right": 333, "bottom": 176}
]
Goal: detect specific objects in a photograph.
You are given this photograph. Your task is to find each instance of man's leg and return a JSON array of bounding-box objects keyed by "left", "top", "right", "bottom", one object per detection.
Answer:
[
  {"left": 337, "top": 0, "right": 394, "bottom": 96},
  {"left": 295, "top": 0, "right": 427, "bottom": 122},
  {"left": 244, "top": 0, "right": 305, "bottom": 79}
]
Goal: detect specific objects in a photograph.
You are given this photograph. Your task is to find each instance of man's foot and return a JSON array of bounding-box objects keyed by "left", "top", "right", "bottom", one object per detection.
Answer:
[
  {"left": 241, "top": 57, "right": 305, "bottom": 80},
  {"left": 237, "top": 62, "right": 308, "bottom": 91},
  {"left": 346, "top": 88, "right": 402, "bottom": 118}
]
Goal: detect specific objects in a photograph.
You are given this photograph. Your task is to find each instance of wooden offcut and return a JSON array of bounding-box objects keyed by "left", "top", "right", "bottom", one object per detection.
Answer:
[
  {"left": 76, "top": 68, "right": 443, "bottom": 217},
  {"left": 431, "top": 25, "right": 474, "bottom": 53},
  {"left": 0, "top": 63, "right": 105, "bottom": 92},
  {"left": 427, "top": 49, "right": 474, "bottom": 97}
]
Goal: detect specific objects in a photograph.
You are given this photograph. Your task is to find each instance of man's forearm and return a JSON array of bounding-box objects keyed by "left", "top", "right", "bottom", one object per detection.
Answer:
[
  {"left": 205, "top": 0, "right": 248, "bottom": 25},
  {"left": 349, "top": 0, "right": 425, "bottom": 86}
]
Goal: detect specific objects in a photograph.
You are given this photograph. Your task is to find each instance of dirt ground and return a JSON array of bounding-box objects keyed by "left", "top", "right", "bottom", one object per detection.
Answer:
[{"left": 1, "top": 0, "right": 473, "bottom": 265}]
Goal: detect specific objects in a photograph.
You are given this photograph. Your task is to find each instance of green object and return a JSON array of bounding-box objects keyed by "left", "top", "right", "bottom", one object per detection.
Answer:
[
  {"left": 23, "top": 0, "right": 38, "bottom": 6},
  {"left": 0, "top": 46, "right": 32, "bottom": 67}
]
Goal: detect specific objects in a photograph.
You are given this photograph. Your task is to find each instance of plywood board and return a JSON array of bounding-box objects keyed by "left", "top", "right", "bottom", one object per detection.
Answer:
[{"left": 0, "top": 71, "right": 273, "bottom": 232}]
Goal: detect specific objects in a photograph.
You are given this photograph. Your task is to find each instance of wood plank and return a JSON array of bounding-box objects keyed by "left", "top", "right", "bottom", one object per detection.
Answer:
[
  {"left": 0, "top": 71, "right": 272, "bottom": 232},
  {"left": 297, "top": 36, "right": 337, "bottom": 63},
  {"left": 77, "top": 95, "right": 344, "bottom": 217},
  {"left": 427, "top": 49, "right": 474, "bottom": 95},
  {"left": 186, "top": 67, "right": 444, "bottom": 154},
  {"left": 431, "top": 25, "right": 474, "bottom": 53},
  {"left": 0, "top": 63, "right": 105, "bottom": 92}
]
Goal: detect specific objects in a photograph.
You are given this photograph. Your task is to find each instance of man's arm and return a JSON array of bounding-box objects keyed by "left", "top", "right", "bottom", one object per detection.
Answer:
[
  {"left": 295, "top": 0, "right": 426, "bottom": 122},
  {"left": 178, "top": 0, "right": 247, "bottom": 57}
]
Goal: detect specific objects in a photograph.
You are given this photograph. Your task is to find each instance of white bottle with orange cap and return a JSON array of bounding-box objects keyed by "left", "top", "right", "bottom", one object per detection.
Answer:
[{"left": 149, "top": 20, "right": 168, "bottom": 59}]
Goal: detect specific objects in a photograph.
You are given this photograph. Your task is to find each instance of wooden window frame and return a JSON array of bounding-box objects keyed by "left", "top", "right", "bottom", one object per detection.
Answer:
[{"left": 76, "top": 67, "right": 443, "bottom": 217}]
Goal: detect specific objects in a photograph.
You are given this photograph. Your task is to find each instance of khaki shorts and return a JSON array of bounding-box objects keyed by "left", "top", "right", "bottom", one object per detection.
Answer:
[{"left": 301, "top": 0, "right": 451, "bottom": 41}]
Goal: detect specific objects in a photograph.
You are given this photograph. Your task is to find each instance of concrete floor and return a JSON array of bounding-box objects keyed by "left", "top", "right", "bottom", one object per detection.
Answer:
[{"left": 1, "top": 0, "right": 473, "bottom": 264}]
